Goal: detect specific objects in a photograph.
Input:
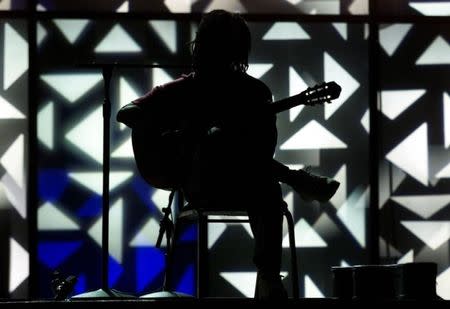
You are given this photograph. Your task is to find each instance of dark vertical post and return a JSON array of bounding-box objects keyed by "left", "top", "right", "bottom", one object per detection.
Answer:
[
  {"left": 101, "top": 66, "right": 113, "bottom": 292},
  {"left": 27, "top": 0, "right": 38, "bottom": 299},
  {"left": 368, "top": 0, "right": 380, "bottom": 265}
]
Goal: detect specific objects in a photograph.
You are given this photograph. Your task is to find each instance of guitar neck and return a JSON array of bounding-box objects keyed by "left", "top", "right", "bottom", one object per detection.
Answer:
[{"left": 268, "top": 93, "right": 306, "bottom": 114}]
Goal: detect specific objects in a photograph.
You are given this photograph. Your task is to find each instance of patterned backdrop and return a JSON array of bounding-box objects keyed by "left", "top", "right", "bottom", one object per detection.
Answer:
[{"left": 378, "top": 22, "right": 450, "bottom": 298}]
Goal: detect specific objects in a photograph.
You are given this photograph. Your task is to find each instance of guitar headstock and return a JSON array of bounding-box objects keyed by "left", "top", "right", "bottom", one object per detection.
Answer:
[{"left": 301, "top": 81, "right": 342, "bottom": 106}]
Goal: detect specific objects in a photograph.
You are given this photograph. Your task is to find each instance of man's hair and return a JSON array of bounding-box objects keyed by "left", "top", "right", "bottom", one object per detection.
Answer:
[{"left": 192, "top": 10, "right": 251, "bottom": 74}]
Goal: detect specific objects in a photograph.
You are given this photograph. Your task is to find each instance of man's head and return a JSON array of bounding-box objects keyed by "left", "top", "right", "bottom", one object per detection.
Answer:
[{"left": 192, "top": 10, "right": 251, "bottom": 75}]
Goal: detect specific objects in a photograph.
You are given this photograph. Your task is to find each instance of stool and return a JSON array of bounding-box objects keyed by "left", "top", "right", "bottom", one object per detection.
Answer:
[{"left": 173, "top": 202, "right": 299, "bottom": 298}]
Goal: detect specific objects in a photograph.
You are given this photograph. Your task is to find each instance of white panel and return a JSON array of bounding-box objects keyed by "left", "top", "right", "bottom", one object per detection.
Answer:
[
  {"left": 444, "top": 93, "right": 450, "bottom": 148},
  {"left": 247, "top": 63, "right": 273, "bottom": 79},
  {"left": 69, "top": 171, "right": 132, "bottom": 195},
  {"left": 436, "top": 161, "right": 450, "bottom": 178},
  {"left": 263, "top": 22, "right": 311, "bottom": 40},
  {"left": 361, "top": 109, "right": 369, "bottom": 133},
  {"left": 205, "top": 0, "right": 246, "bottom": 13},
  {"left": 112, "top": 137, "right": 134, "bottom": 158},
  {"left": 397, "top": 249, "right": 414, "bottom": 264},
  {"left": 280, "top": 120, "right": 347, "bottom": 150},
  {"left": 337, "top": 186, "right": 368, "bottom": 247},
  {"left": 119, "top": 77, "right": 140, "bottom": 130},
  {"left": 1, "top": 173, "right": 26, "bottom": 218},
  {"left": 4, "top": 23, "right": 28, "bottom": 90},
  {"left": 88, "top": 199, "right": 124, "bottom": 263},
  {"left": 37, "top": 23, "right": 48, "bottom": 46},
  {"left": 208, "top": 223, "right": 227, "bottom": 248},
  {"left": 330, "top": 165, "right": 346, "bottom": 209},
  {"left": 380, "top": 89, "right": 425, "bottom": 120},
  {"left": 9, "top": 238, "right": 29, "bottom": 293},
  {"left": 392, "top": 195, "right": 450, "bottom": 219},
  {"left": 95, "top": 25, "right": 142, "bottom": 53},
  {"left": 282, "top": 218, "right": 327, "bottom": 248},
  {"left": 386, "top": 123, "right": 429, "bottom": 186},
  {"left": 305, "top": 275, "right": 324, "bottom": 298},
  {"left": 409, "top": 2, "right": 450, "bottom": 16},
  {"left": 151, "top": 189, "right": 172, "bottom": 214},
  {"left": 65, "top": 106, "right": 103, "bottom": 163},
  {"left": 341, "top": 260, "right": 350, "bottom": 267},
  {"left": 1, "top": 134, "right": 24, "bottom": 188},
  {"left": 152, "top": 67, "right": 174, "bottom": 88},
  {"left": 38, "top": 102, "right": 54, "bottom": 150},
  {"left": 0, "top": 0, "right": 11, "bottom": 9},
  {"left": 324, "top": 52, "right": 360, "bottom": 119},
  {"left": 289, "top": 67, "right": 308, "bottom": 121},
  {"left": 164, "top": 0, "right": 192, "bottom": 13},
  {"left": 332, "top": 23, "right": 347, "bottom": 40},
  {"left": 220, "top": 271, "right": 287, "bottom": 298},
  {"left": 401, "top": 221, "right": 450, "bottom": 250},
  {"left": 437, "top": 266, "right": 450, "bottom": 300},
  {"left": 348, "top": 0, "right": 368, "bottom": 15},
  {"left": 149, "top": 21, "right": 177, "bottom": 53},
  {"left": 379, "top": 24, "right": 412, "bottom": 56},
  {"left": 38, "top": 202, "right": 80, "bottom": 230},
  {"left": 54, "top": 19, "right": 90, "bottom": 44},
  {"left": 129, "top": 217, "right": 164, "bottom": 247},
  {"left": 416, "top": 36, "right": 450, "bottom": 65},
  {"left": 40, "top": 73, "right": 103, "bottom": 103},
  {"left": 37, "top": 4, "right": 47, "bottom": 11},
  {"left": 116, "top": 1, "right": 129, "bottom": 12},
  {"left": 0, "top": 95, "right": 25, "bottom": 119},
  {"left": 240, "top": 222, "right": 253, "bottom": 238}
]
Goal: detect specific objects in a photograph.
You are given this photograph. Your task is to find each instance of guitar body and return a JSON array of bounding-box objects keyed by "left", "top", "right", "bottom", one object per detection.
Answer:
[{"left": 132, "top": 129, "right": 186, "bottom": 190}]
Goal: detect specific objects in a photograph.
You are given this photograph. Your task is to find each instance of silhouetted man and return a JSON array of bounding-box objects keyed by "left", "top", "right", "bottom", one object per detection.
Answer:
[{"left": 117, "top": 10, "right": 339, "bottom": 299}]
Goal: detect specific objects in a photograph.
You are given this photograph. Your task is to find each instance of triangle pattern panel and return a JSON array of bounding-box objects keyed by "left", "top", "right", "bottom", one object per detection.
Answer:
[
  {"left": 397, "top": 249, "right": 414, "bottom": 264},
  {"left": 4, "top": 23, "right": 28, "bottom": 91},
  {"left": 9, "top": 238, "right": 29, "bottom": 293},
  {"left": 360, "top": 108, "right": 369, "bottom": 133},
  {"left": 1, "top": 173, "right": 26, "bottom": 218},
  {"left": 88, "top": 199, "right": 124, "bottom": 263},
  {"left": 129, "top": 217, "right": 163, "bottom": 247},
  {"left": 409, "top": 2, "right": 450, "bottom": 16},
  {"left": 379, "top": 24, "right": 413, "bottom": 56},
  {"left": 324, "top": 52, "right": 360, "bottom": 120},
  {"left": 280, "top": 120, "right": 347, "bottom": 150},
  {"left": 38, "top": 202, "right": 80, "bottom": 230},
  {"left": 0, "top": 0, "right": 11, "bottom": 10},
  {"left": 336, "top": 186, "right": 368, "bottom": 248},
  {"left": 391, "top": 195, "right": 450, "bottom": 219},
  {"left": 247, "top": 63, "right": 273, "bottom": 79},
  {"left": 68, "top": 171, "right": 133, "bottom": 195},
  {"left": 53, "top": 19, "right": 90, "bottom": 44},
  {"left": 65, "top": 106, "right": 103, "bottom": 163},
  {"left": 263, "top": 22, "right": 311, "bottom": 40},
  {"left": 330, "top": 164, "right": 347, "bottom": 209},
  {"left": 112, "top": 137, "right": 134, "bottom": 158},
  {"left": 436, "top": 161, "right": 450, "bottom": 179},
  {"left": 116, "top": 0, "right": 129, "bottom": 12},
  {"left": 37, "top": 23, "right": 47, "bottom": 46},
  {"left": 38, "top": 241, "right": 83, "bottom": 269},
  {"left": 282, "top": 218, "right": 327, "bottom": 248},
  {"left": 220, "top": 271, "right": 288, "bottom": 298},
  {"left": 348, "top": 0, "right": 368, "bottom": 14},
  {"left": 289, "top": 67, "right": 308, "bottom": 122},
  {"left": 208, "top": 222, "right": 227, "bottom": 249},
  {"left": 40, "top": 73, "right": 103, "bottom": 103},
  {"left": 401, "top": 221, "right": 450, "bottom": 250},
  {"left": 95, "top": 24, "right": 142, "bottom": 53},
  {"left": 0, "top": 134, "right": 24, "bottom": 188},
  {"left": 37, "top": 102, "right": 54, "bottom": 150},
  {"left": 332, "top": 23, "right": 347, "bottom": 40},
  {"left": 437, "top": 266, "right": 450, "bottom": 299},
  {"left": 164, "top": 0, "right": 192, "bottom": 13},
  {"left": 416, "top": 36, "right": 450, "bottom": 65},
  {"left": 0, "top": 95, "right": 25, "bottom": 119},
  {"left": 386, "top": 123, "right": 429, "bottom": 186},
  {"left": 149, "top": 21, "right": 177, "bottom": 53},
  {"left": 152, "top": 67, "right": 174, "bottom": 88},
  {"left": 380, "top": 89, "right": 425, "bottom": 120},
  {"left": 304, "top": 275, "right": 324, "bottom": 298}
]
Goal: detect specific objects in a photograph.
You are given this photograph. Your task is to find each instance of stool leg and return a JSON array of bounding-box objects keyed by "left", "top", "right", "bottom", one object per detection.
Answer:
[{"left": 282, "top": 206, "right": 299, "bottom": 299}]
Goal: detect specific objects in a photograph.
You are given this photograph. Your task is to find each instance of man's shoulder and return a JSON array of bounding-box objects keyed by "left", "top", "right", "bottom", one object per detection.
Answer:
[{"left": 240, "top": 73, "right": 272, "bottom": 99}]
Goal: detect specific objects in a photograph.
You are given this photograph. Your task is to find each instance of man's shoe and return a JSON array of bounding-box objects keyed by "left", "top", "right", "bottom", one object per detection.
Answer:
[{"left": 286, "top": 168, "right": 340, "bottom": 203}]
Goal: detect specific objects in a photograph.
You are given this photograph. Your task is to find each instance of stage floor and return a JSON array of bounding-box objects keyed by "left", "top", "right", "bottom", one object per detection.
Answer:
[{"left": 1, "top": 298, "right": 449, "bottom": 308}]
